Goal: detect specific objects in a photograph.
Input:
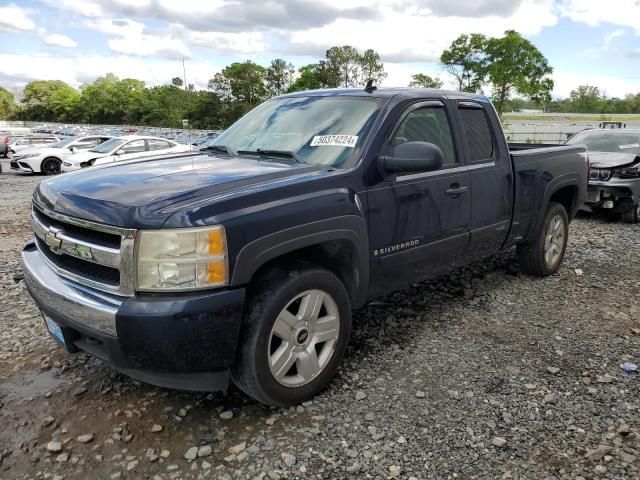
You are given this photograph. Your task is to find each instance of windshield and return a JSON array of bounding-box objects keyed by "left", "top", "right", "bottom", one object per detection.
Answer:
[
  {"left": 89, "top": 138, "right": 126, "bottom": 153},
  {"left": 567, "top": 131, "right": 640, "bottom": 155},
  {"left": 52, "top": 138, "right": 75, "bottom": 148},
  {"left": 210, "top": 96, "right": 385, "bottom": 168}
]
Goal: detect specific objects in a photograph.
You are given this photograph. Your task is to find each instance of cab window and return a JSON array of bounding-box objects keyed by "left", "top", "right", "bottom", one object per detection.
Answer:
[{"left": 391, "top": 106, "right": 457, "bottom": 167}]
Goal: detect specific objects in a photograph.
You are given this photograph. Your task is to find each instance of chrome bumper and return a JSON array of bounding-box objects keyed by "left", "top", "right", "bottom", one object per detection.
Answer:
[{"left": 21, "top": 244, "right": 121, "bottom": 337}]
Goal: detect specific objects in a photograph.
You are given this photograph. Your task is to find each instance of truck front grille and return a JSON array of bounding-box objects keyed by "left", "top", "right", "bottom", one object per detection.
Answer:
[
  {"left": 36, "top": 237, "right": 120, "bottom": 286},
  {"left": 33, "top": 208, "right": 122, "bottom": 249},
  {"left": 32, "top": 202, "right": 136, "bottom": 296}
]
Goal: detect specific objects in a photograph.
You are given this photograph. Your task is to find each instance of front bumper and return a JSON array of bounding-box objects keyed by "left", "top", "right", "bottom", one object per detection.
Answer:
[
  {"left": 21, "top": 241, "right": 245, "bottom": 391},
  {"left": 61, "top": 162, "right": 81, "bottom": 172},
  {"left": 585, "top": 178, "right": 640, "bottom": 212},
  {"left": 10, "top": 159, "right": 36, "bottom": 173}
]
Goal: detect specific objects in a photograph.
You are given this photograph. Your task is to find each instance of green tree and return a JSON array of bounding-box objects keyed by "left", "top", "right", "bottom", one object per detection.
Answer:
[
  {"left": 171, "top": 77, "right": 184, "bottom": 88},
  {"left": 326, "top": 45, "right": 362, "bottom": 87},
  {"left": 78, "top": 74, "right": 146, "bottom": 124},
  {"left": 266, "top": 59, "right": 295, "bottom": 96},
  {"left": 287, "top": 61, "right": 341, "bottom": 92},
  {"left": 222, "top": 61, "right": 267, "bottom": 107},
  {"left": 484, "top": 30, "right": 554, "bottom": 116},
  {"left": 21, "top": 80, "right": 80, "bottom": 121},
  {"left": 440, "top": 33, "right": 487, "bottom": 92},
  {"left": 359, "top": 49, "right": 387, "bottom": 85},
  {"left": 0, "top": 86, "right": 15, "bottom": 119},
  {"left": 569, "top": 85, "right": 603, "bottom": 113},
  {"left": 409, "top": 74, "right": 444, "bottom": 89}
]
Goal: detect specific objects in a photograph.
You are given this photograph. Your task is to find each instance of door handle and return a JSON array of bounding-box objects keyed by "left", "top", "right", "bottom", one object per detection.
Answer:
[{"left": 445, "top": 184, "right": 469, "bottom": 197}]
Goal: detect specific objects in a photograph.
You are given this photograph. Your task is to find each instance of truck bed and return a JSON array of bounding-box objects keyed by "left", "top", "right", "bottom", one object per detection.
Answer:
[{"left": 506, "top": 144, "right": 588, "bottom": 246}]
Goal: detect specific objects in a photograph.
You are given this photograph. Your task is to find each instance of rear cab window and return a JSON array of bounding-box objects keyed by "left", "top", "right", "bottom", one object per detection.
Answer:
[{"left": 457, "top": 102, "right": 495, "bottom": 163}]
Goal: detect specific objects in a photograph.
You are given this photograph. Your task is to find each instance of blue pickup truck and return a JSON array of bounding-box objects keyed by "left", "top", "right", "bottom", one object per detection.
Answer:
[{"left": 21, "top": 88, "right": 588, "bottom": 406}]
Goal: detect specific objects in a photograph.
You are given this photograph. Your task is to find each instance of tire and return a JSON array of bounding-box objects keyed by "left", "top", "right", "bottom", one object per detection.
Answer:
[
  {"left": 621, "top": 203, "right": 640, "bottom": 224},
  {"left": 41, "top": 157, "right": 61, "bottom": 175},
  {"left": 517, "top": 202, "right": 569, "bottom": 276},
  {"left": 231, "top": 264, "right": 352, "bottom": 406}
]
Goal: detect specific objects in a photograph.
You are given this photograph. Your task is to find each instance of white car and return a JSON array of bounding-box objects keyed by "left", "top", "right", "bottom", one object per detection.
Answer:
[
  {"left": 61, "top": 136, "right": 193, "bottom": 172},
  {"left": 8, "top": 135, "right": 60, "bottom": 157},
  {"left": 11, "top": 136, "right": 113, "bottom": 175}
]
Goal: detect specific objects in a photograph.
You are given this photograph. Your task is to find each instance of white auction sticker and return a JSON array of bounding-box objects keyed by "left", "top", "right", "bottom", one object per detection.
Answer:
[
  {"left": 310, "top": 135, "right": 358, "bottom": 148},
  {"left": 619, "top": 143, "right": 640, "bottom": 149}
]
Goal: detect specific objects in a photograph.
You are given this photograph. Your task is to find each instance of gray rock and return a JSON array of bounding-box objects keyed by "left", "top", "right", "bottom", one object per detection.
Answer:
[
  {"left": 492, "top": 437, "right": 507, "bottom": 448},
  {"left": 282, "top": 453, "right": 296, "bottom": 467},
  {"left": 220, "top": 410, "right": 234, "bottom": 420},
  {"left": 46, "top": 441, "right": 63, "bottom": 453},
  {"left": 197, "top": 445, "right": 212, "bottom": 458},
  {"left": 585, "top": 445, "right": 612, "bottom": 462},
  {"left": 355, "top": 391, "right": 366, "bottom": 401},
  {"left": 184, "top": 447, "right": 198, "bottom": 461},
  {"left": 77, "top": 433, "right": 94, "bottom": 444}
]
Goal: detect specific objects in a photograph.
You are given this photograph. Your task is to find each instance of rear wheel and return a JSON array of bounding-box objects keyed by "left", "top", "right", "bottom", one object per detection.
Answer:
[
  {"left": 517, "top": 202, "right": 569, "bottom": 276},
  {"left": 231, "top": 264, "right": 351, "bottom": 406},
  {"left": 41, "top": 157, "right": 61, "bottom": 175},
  {"left": 621, "top": 202, "right": 640, "bottom": 224}
]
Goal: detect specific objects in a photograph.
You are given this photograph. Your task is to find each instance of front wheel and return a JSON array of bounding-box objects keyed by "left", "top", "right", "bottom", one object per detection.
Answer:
[
  {"left": 621, "top": 203, "right": 640, "bottom": 224},
  {"left": 517, "top": 202, "right": 569, "bottom": 276},
  {"left": 41, "top": 157, "right": 61, "bottom": 175},
  {"left": 231, "top": 264, "right": 352, "bottom": 406}
]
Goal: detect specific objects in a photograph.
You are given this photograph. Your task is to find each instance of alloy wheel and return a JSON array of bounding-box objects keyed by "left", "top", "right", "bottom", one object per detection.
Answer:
[{"left": 268, "top": 289, "right": 340, "bottom": 387}]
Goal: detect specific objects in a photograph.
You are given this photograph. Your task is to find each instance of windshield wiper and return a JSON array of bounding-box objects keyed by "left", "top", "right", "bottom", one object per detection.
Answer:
[
  {"left": 236, "top": 148, "right": 303, "bottom": 164},
  {"left": 202, "top": 145, "right": 230, "bottom": 154}
]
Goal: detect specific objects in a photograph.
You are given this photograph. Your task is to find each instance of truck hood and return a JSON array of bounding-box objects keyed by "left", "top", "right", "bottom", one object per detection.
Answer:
[
  {"left": 34, "top": 152, "right": 330, "bottom": 228},
  {"left": 589, "top": 152, "right": 640, "bottom": 169}
]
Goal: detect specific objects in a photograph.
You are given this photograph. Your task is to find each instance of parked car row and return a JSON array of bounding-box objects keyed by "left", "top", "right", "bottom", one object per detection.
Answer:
[
  {"left": 1, "top": 133, "right": 60, "bottom": 158},
  {"left": 9, "top": 135, "right": 193, "bottom": 175},
  {"left": 31, "top": 123, "right": 220, "bottom": 147}
]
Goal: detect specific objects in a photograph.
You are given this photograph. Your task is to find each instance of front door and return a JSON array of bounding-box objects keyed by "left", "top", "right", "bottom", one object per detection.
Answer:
[{"left": 366, "top": 101, "right": 471, "bottom": 295}]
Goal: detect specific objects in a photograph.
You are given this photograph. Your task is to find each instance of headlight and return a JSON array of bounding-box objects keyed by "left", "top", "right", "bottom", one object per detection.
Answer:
[
  {"left": 136, "top": 226, "right": 227, "bottom": 291},
  {"left": 616, "top": 166, "right": 640, "bottom": 178},
  {"left": 21, "top": 153, "right": 40, "bottom": 159}
]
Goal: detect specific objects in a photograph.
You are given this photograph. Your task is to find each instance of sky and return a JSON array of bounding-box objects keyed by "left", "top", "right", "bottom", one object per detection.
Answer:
[{"left": 0, "top": 0, "right": 639, "bottom": 99}]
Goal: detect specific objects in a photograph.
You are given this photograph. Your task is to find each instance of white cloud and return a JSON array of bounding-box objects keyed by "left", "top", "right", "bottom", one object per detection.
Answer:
[
  {"left": 289, "top": 0, "right": 557, "bottom": 63},
  {"left": 0, "top": 52, "right": 223, "bottom": 90},
  {"left": 552, "top": 69, "right": 640, "bottom": 98},
  {"left": 42, "top": 33, "right": 78, "bottom": 48},
  {"left": 0, "top": 4, "right": 35, "bottom": 32},
  {"left": 558, "top": 0, "right": 640, "bottom": 34},
  {"left": 83, "top": 17, "right": 191, "bottom": 59}
]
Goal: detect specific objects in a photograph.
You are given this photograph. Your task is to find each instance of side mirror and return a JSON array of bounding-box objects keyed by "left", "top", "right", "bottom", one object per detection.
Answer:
[
  {"left": 382, "top": 141, "right": 444, "bottom": 173},
  {"left": 115, "top": 149, "right": 125, "bottom": 156}
]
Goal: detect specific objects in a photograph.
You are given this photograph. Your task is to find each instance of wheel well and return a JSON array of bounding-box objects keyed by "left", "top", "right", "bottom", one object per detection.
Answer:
[
  {"left": 247, "top": 240, "right": 361, "bottom": 307},
  {"left": 549, "top": 186, "right": 578, "bottom": 220}
]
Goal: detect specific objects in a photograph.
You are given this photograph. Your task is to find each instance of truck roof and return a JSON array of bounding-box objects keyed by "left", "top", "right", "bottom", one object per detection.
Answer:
[{"left": 278, "top": 87, "right": 490, "bottom": 103}]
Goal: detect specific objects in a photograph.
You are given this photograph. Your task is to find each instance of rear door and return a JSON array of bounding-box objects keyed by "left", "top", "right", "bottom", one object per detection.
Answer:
[
  {"left": 146, "top": 138, "right": 175, "bottom": 155},
  {"left": 366, "top": 100, "right": 471, "bottom": 293},
  {"left": 456, "top": 101, "right": 513, "bottom": 259},
  {"left": 115, "top": 139, "right": 147, "bottom": 162}
]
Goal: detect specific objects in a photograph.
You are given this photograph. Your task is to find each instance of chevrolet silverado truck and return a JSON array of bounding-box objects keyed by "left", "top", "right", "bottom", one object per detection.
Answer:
[{"left": 21, "top": 88, "right": 588, "bottom": 406}]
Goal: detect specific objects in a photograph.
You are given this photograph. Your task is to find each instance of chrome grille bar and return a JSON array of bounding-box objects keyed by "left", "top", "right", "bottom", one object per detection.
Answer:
[{"left": 32, "top": 201, "right": 137, "bottom": 297}]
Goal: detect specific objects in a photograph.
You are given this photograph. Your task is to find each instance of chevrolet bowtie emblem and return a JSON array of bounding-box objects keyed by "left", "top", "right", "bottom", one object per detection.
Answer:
[{"left": 44, "top": 226, "right": 63, "bottom": 253}]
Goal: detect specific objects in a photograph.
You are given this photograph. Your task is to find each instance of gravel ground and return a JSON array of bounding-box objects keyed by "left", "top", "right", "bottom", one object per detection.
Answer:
[{"left": 1, "top": 164, "right": 639, "bottom": 480}]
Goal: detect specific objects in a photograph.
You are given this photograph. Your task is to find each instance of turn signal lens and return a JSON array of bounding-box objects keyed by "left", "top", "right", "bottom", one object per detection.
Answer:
[{"left": 208, "top": 229, "right": 225, "bottom": 256}]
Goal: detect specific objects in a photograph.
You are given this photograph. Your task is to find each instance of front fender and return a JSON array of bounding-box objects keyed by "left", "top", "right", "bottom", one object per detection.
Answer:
[{"left": 231, "top": 215, "right": 369, "bottom": 307}]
